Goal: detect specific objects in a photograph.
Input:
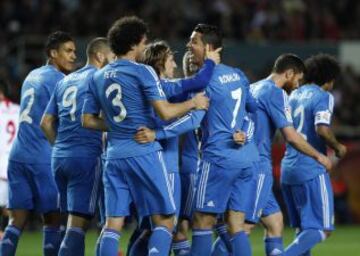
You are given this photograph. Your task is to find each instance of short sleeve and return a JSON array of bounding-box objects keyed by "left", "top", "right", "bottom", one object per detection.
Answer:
[
  {"left": 314, "top": 92, "right": 334, "bottom": 126},
  {"left": 268, "top": 89, "right": 293, "bottom": 129},
  {"left": 82, "top": 77, "right": 101, "bottom": 115},
  {"left": 139, "top": 65, "right": 166, "bottom": 101}
]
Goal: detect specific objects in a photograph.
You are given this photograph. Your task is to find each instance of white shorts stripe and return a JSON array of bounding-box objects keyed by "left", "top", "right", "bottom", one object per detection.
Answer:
[
  {"left": 158, "top": 152, "right": 176, "bottom": 211},
  {"left": 252, "top": 173, "right": 265, "bottom": 219},
  {"left": 89, "top": 158, "right": 101, "bottom": 214}
]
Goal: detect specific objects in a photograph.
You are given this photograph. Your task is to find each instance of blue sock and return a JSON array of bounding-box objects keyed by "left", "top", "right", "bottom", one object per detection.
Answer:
[
  {"left": 172, "top": 239, "right": 191, "bottom": 256},
  {"left": 0, "top": 225, "right": 21, "bottom": 256},
  {"left": 58, "top": 227, "right": 85, "bottom": 256},
  {"left": 191, "top": 228, "right": 213, "bottom": 256},
  {"left": 211, "top": 237, "right": 230, "bottom": 256},
  {"left": 95, "top": 231, "right": 102, "bottom": 256},
  {"left": 294, "top": 230, "right": 311, "bottom": 256},
  {"left": 128, "top": 229, "right": 150, "bottom": 256},
  {"left": 148, "top": 226, "right": 173, "bottom": 255},
  {"left": 43, "top": 226, "right": 61, "bottom": 256},
  {"left": 99, "top": 228, "right": 121, "bottom": 256},
  {"left": 230, "top": 231, "right": 251, "bottom": 256},
  {"left": 284, "top": 229, "right": 325, "bottom": 256},
  {"left": 264, "top": 236, "right": 283, "bottom": 256},
  {"left": 215, "top": 224, "right": 232, "bottom": 253}
]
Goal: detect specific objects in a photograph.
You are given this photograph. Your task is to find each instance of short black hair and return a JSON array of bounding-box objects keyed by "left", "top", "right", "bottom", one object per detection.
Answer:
[
  {"left": 272, "top": 53, "right": 305, "bottom": 74},
  {"left": 142, "top": 40, "right": 172, "bottom": 76},
  {"left": 304, "top": 54, "right": 340, "bottom": 85},
  {"left": 45, "top": 31, "right": 74, "bottom": 57},
  {"left": 86, "top": 37, "right": 109, "bottom": 58},
  {"left": 107, "top": 16, "right": 148, "bottom": 56},
  {"left": 0, "top": 78, "right": 9, "bottom": 98},
  {"left": 194, "top": 24, "right": 223, "bottom": 49}
]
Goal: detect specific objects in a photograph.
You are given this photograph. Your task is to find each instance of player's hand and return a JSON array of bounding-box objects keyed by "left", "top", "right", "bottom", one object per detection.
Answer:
[
  {"left": 192, "top": 92, "right": 209, "bottom": 110},
  {"left": 134, "top": 126, "right": 156, "bottom": 144},
  {"left": 335, "top": 144, "right": 347, "bottom": 159},
  {"left": 316, "top": 154, "right": 333, "bottom": 171},
  {"left": 233, "top": 130, "right": 246, "bottom": 145},
  {"left": 205, "top": 44, "right": 222, "bottom": 64}
]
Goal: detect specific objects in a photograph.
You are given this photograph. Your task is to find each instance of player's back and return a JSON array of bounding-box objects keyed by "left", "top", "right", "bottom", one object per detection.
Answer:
[
  {"left": 201, "top": 64, "right": 256, "bottom": 167},
  {"left": 52, "top": 65, "right": 102, "bottom": 157},
  {"left": 91, "top": 59, "right": 163, "bottom": 159},
  {"left": 282, "top": 84, "right": 332, "bottom": 184},
  {"left": 0, "top": 100, "right": 20, "bottom": 179},
  {"left": 10, "top": 65, "right": 64, "bottom": 163},
  {"left": 250, "top": 79, "right": 292, "bottom": 164}
]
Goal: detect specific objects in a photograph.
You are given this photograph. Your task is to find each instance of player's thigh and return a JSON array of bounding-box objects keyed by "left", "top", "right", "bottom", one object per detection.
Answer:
[
  {"left": 244, "top": 167, "right": 275, "bottom": 223},
  {"left": 179, "top": 172, "right": 196, "bottom": 220},
  {"left": 67, "top": 157, "right": 102, "bottom": 216},
  {"left": 52, "top": 158, "right": 68, "bottom": 214},
  {"left": 7, "top": 161, "right": 33, "bottom": 210},
  {"left": 297, "top": 173, "right": 335, "bottom": 231},
  {"left": 281, "top": 183, "right": 301, "bottom": 228},
  {"left": 123, "top": 151, "right": 176, "bottom": 218},
  {"left": 103, "top": 159, "right": 132, "bottom": 217},
  {"left": 194, "top": 160, "right": 236, "bottom": 214},
  {"left": 31, "top": 163, "right": 59, "bottom": 213}
]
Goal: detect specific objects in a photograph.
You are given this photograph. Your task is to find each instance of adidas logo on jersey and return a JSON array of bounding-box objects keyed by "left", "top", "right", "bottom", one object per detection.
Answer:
[{"left": 207, "top": 200, "right": 215, "bottom": 207}]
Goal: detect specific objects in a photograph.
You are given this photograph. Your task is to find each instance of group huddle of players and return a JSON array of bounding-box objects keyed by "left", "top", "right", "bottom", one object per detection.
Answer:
[{"left": 0, "top": 15, "right": 346, "bottom": 256}]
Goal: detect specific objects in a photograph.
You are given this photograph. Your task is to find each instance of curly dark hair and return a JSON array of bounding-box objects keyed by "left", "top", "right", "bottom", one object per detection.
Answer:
[
  {"left": 107, "top": 16, "right": 148, "bottom": 56},
  {"left": 194, "top": 23, "right": 223, "bottom": 49},
  {"left": 45, "top": 31, "right": 74, "bottom": 57},
  {"left": 141, "top": 40, "right": 172, "bottom": 76},
  {"left": 304, "top": 54, "right": 340, "bottom": 85},
  {"left": 272, "top": 53, "right": 305, "bottom": 74}
]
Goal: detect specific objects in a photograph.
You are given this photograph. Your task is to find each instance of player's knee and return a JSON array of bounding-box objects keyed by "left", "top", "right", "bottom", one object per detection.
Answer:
[
  {"left": 104, "top": 217, "right": 125, "bottom": 232},
  {"left": 227, "top": 210, "right": 245, "bottom": 235},
  {"left": 244, "top": 222, "right": 255, "bottom": 235},
  {"left": 263, "top": 213, "right": 283, "bottom": 236},
  {"left": 192, "top": 211, "right": 216, "bottom": 229},
  {"left": 43, "top": 211, "right": 61, "bottom": 227},
  {"left": 8, "top": 210, "right": 29, "bottom": 230},
  {"left": 151, "top": 214, "right": 175, "bottom": 230}
]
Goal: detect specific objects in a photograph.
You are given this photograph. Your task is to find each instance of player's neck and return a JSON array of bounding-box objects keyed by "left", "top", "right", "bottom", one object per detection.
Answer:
[
  {"left": 268, "top": 73, "right": 286, "bottom": 88},
  {"left": 116, "top": 51, "right": 137, "bottom": 62}
]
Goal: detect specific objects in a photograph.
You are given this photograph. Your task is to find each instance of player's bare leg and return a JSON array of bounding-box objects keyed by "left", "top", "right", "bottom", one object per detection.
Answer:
[
  {"left": 226, "top": 210, "right": 251, "bottom": 256},
  {"left": 191, "top": 211, "right": 217, "bottom": 255},
  {"left": 261, "top": 212, "right": 284, "bottom": 256}
]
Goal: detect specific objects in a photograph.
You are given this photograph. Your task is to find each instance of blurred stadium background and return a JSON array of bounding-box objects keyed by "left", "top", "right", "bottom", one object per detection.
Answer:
[{"left": 1, "top": 0, "right": 360, "bottom": 255}]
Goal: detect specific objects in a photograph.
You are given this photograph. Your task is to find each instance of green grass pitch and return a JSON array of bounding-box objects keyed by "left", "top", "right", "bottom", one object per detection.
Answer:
[{"left": 16, "top": 225, "right": 360, "bottom": 255}]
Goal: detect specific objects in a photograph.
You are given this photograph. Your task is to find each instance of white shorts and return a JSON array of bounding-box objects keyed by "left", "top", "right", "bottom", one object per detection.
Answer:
[{"left": 0, "top": 179, "right": 8, "bottom": 207}]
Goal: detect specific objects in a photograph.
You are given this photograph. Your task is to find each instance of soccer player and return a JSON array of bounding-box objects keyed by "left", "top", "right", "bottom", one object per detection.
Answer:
[
  {"left": 244, "top": 54, "right": 332, "bottom": 256},
  {"left": 0, "top": 80, "right": 20, "bottom": 239},
  {"left": 136, "top": 23, "right": 258, "bottom": 256},
  {"left": 281, "top": 54, "right": 346, "bottom": 256},
  {"left": 81, "top": 16, "right": 209, "bottom": 256},
  {"left": 40, "top": 37, "right": 114, "bottom": 256},
  {"left": 0, "top": 31, "right": 76, "bottom": 256},
  {"left": 128, "top": 41, "right": 220, "bottom": 256}
]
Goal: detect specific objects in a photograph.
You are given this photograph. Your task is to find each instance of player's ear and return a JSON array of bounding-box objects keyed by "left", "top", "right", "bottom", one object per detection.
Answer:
[{"left": 49, "top": 49, "right": 58, "bottom": 59}]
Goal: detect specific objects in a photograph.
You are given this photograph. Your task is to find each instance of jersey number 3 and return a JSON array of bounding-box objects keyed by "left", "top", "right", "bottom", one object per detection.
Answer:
[{"left": 106, "top": 83, "right": 127, "bottom": 122}]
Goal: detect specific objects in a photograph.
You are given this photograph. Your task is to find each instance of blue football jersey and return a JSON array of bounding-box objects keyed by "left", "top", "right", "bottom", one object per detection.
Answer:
[
  {"left": 156, "top": 64, "right": 258, "bottom": 168},
  {"left": 82, "top": 59, "right": 166, "bottom": 159},
  {"left": 9, "top": 65, "right": 64, "bottom": 163},
  {"left": 250, "top": 78, "right": 293, "bottom": 169},
  {"left": 281, "top": 84, "right": 334, "bottom": 184},
  {"left": 45, "top": 65, "right": 102, "bottom": 158}
]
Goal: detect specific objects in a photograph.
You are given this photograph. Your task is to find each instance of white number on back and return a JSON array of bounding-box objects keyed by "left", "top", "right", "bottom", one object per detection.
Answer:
[
  {"left": 106, "top": 83, "right": 127, "bottom": 122},
  {"left": 62, "top": 86, "right": 78, "bottom": 121},
  {"left": 19, "top": 88, "right": 35, "bottom": 124},
  {"left": 231, "top": 88, "right": 242, "bottom": 128},
  {"left": 294, "top": 105, "right": 307, "bottom": 140}
]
